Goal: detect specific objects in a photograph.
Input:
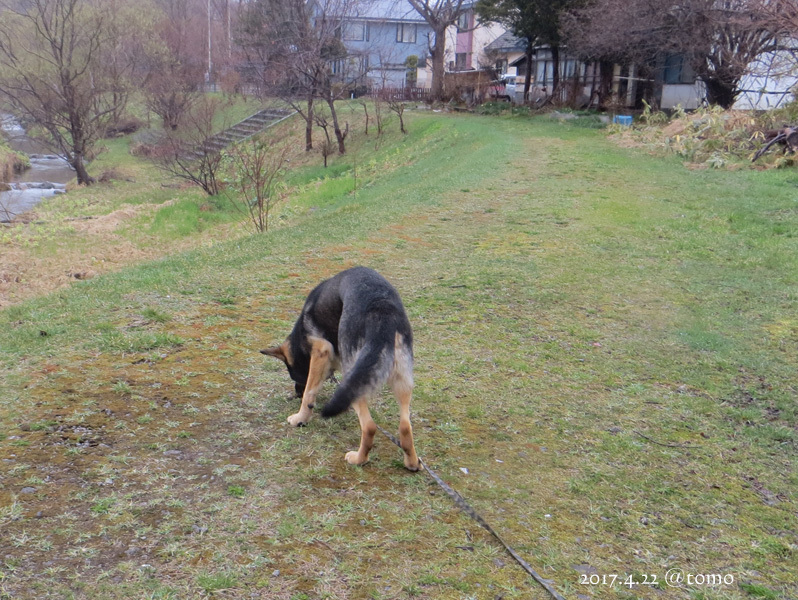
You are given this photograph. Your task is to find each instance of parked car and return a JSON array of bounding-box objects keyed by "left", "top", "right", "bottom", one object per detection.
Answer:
[{"left": 489, "top": 73, "right": 517, "bottom": 102}]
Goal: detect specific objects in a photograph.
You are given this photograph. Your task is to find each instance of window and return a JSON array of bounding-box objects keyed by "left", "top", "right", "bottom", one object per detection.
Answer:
[
  {"left": 455, "top": 53, "right": 467, "bottom": 70},
  {"left": 331, "top": 55, "right": 368, "bottom": 77},
  {"left": 343, "top": 21, "right": 366, "bottom": 42},
  {"left": 536, "top": 61, "right": 550, "bottom": 86},
  {"left": 396, "top": 23, "right": 417, "bottom": 44},
  {"left": 457, "top": 11, "right": 470, "bottom": 32},
  {"left": 663, "top": 54, "right": 695, "bottom": 85},
  {"left": 663, "top": 55, "right": 683, "bottom": 84}
]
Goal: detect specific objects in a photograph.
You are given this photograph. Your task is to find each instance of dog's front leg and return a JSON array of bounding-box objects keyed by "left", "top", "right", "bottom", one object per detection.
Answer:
[{"left": 288, "top": 337, "right": 333, "bottom": 427}]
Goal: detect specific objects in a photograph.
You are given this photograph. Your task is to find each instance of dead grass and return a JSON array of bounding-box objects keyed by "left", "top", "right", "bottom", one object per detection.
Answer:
[
  {"left": 0, "top": 202, "right": 224, "bottom": 307},
  {"left": 608, "top": 104, "right": 795, "bottom": 170}
]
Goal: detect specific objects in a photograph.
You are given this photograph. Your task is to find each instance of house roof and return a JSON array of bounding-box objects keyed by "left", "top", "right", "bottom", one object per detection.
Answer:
[
  {"left": 484, "top": 31, "right": 527, "bottom": 53},
  {"left": 347, "top": 0, "right": 427, "bottom": 22}
]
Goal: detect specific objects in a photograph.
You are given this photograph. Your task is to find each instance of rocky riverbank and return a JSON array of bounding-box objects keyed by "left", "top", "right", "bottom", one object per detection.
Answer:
[{"left": 1, "top": 114, "right": 73, "bottom": 222}]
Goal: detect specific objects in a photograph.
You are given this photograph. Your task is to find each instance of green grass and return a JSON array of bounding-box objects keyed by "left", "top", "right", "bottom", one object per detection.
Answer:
[
  {"left": 147, "top": 194, "right": 241, "bottom": 238},
  {"left": 1, "top": 107, "right": 796, "bottom": 599}
]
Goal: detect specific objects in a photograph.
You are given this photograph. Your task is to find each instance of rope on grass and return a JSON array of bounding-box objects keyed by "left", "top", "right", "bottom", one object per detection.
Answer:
[
  {"left": 633, "top": 430, "right": 701, "bottom": 449},
  {"left": 375, "top": 423, "right": 567, "bottom": 600}
]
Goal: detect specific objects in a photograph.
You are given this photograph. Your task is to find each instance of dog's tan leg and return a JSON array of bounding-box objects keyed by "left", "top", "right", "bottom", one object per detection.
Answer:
[
  {"left": 395, "top": 384, "right": 421, "bottom": 472},
  {"left": 287, "top": 337, "right": 333, "bottom": 427},
  {"left": 345, "top": 397, "right": 377, "bottom": 466},
  {"left": 390, "top": 334, "right": 421, "bottom": 471}
]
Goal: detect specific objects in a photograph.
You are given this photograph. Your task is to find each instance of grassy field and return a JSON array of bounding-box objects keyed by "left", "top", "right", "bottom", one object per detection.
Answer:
[{"left": 0, "top": 106, "right": 796, "bottom": 600}]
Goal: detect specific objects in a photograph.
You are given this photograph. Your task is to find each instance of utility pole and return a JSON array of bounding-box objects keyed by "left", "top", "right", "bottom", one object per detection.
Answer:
[
  {"left": 227, "top": 0, "right": 232, "bottom": 58},
  {"left": 207, "top": 0, "right": 213, "bottom": 86}
]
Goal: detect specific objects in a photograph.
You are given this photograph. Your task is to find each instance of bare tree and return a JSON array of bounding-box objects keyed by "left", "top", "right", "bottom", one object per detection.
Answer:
[
  {"left": 561, "top": 0, "right": 660, "bottom": 108},
  {"left": 224, "top": 136, "right": 289, "bottom": 232},
  {"left": 374, "top": 92, "right": 386, "bottom": 139},
  {"left": 676, "top": 0, "right": 784, "bottom": 108},
  {"left": 390, "top": 99, "right": 407, "bottom": 133},
  {"left": 150, "top": 95, "right": 230, "bottom": 195},
  {"left": 405, "top": 0, "right": 468, "bottom": 101},
  {"left": 144, "top": 0, "right": 207, "bottom": 130},
  {"left": 563, "top": 0, "right": 787, "bottom": 108},
  {"left": 376, "top": 88, "right": 408, "bottom": 133},
  {"left": 780, "top": 0, "right": 798, "bottom": 37},
  {"left": 313, "top": 110, "right": 338, "bottom": 167},
  {"left": 357, "top": 97, "right": 371, "bottom": 135},
  {"left": 239, "top": 0, "right": 363, "bottom": 154},
  {"left": 757, "top": 0, "right": 798, "bottom": 85},
  {"left": 0, "top": 0, "right": 155, "bottom": 185}
]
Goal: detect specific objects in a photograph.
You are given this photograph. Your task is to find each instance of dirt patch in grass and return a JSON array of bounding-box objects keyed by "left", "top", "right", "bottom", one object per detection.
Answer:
[
  {"left": 69, "top": 202, "right": 170, "bottom": 235},
  {"left": 1, "top": 234, "right": 157, "bottom": 307},
  {"left": 0, "top": 199, "right": 236, "bottom": 308}
]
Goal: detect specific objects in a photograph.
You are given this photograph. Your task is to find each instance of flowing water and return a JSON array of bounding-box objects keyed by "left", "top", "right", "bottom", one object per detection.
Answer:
[{"left": 1, "top": 114, "right": 74, "bottom": 222}]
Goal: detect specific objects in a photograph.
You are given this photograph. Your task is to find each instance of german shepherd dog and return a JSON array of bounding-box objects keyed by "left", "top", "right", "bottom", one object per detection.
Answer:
[{"left": 262, "top": 267, "right": 421, "bottom": 471}]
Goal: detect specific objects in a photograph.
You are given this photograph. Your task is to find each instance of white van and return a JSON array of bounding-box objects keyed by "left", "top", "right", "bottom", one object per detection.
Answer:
[{"left": 489, "top": 73, "right": 519, "bottom": 102}]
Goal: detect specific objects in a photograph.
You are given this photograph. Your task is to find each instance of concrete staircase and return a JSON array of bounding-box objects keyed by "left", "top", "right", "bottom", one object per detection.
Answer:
[{"left": 198, "top": 108, "right": 295, "bottom": 156}]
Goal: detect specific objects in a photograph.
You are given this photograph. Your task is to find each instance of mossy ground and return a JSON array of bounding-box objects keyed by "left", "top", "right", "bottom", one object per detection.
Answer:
[{"left": 1, "top": 106, "right": 796, "bottom": 599}]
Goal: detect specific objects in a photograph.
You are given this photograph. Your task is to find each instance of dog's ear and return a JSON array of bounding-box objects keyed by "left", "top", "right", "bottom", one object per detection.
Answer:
[
  {"left": 260, "top": 345, "right": 287, "bottom": 363},
  {"left": 260, "top": 340, "right": 292, "bottom": 365}
]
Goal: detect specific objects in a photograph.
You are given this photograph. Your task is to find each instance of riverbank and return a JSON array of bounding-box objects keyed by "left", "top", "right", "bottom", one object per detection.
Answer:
[
  {"left": 0, "top": 133, "right": 229, "bottom": 305},
  {"left": 1, "top": 114, "right": 72, "bottom": 222},
  {"left": 0, "top": 141, "right": 28, "bottom": 186}
]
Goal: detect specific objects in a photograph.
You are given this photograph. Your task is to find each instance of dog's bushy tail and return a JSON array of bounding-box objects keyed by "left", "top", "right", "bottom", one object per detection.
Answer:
[{"left": 321, "top": 318, "right": 398, "bottom": 419}]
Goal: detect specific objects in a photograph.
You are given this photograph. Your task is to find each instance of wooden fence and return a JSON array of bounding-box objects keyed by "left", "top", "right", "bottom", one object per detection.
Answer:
[{"left": 370, "top": 87, "right": 434, "bottom": 102}]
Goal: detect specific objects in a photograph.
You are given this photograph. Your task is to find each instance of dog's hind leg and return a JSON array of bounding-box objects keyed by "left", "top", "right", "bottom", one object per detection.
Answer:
[
  {"left": 345, "top": 397, "right": 377, "bottom": 466},
  {"left": 288, "top": 337, "right": 333, "bottom": 427},
  {"left": 394, "top": 382, "right": 421, "bottom": 472},
  {"left": 390, "top": 336, "right": 421, "bottom": 472}
]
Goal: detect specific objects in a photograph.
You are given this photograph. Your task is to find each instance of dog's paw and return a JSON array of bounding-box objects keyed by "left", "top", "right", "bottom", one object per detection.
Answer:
[
  {"left": 345, "top": 451, "right": 368, "bottom": 466},
  {"left": 287, "top": 412, "right": 309, "bottom": 427},
  {"left": 404, "top": 458, "right": 422, "bottom": 472}
]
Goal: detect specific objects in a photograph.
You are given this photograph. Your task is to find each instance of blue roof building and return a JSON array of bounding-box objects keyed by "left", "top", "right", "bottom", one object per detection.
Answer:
[{"left": 319, "top": 0, "right": 433, "bottom": 88}]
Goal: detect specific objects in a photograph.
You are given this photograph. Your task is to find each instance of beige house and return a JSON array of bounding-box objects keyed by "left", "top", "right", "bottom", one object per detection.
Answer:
[
  {"left": 442, "top": 3, "right": 507, "bottom": 74},
  {"left": 483, "top": 30, "right": 526, "bottom": 76}
]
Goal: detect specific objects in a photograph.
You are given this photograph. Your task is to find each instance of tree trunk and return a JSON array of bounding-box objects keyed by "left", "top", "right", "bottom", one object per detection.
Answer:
[
  {"left": 598, "top": 59, "right": 614, "bottom": 110},
  {"left": 305, "top": 95, "right": 314, "bottom": 151},
  {"left": 551, "top": 45, "right": 560, "bottom": 103},
  {"left": 702, "top": 77, "right": 738, "bottom": 109},
  {"left": 68, "top": 118, "right": 94, "bottom": 185},
  {"left": 326, "top": 94, "right": 346, "bottom": 154},
  {"left": 431, "top": 27, "right": 447, "bottom": 102},
  {"left": 71, "top": 152, "right": 93, "bottom": 185},
  {"left": 523, "top": 42, "right": 534, "bottom": 104}
]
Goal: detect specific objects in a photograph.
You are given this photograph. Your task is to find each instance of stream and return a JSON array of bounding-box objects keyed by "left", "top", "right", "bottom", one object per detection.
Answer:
[{"left": 1, "top": 114, "right": 74, "bottom": 223}]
